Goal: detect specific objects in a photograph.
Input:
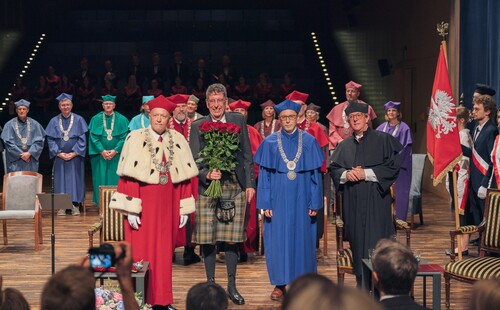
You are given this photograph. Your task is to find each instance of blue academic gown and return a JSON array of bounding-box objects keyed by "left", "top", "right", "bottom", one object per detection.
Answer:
[
  {"left": 128, "top": 112, "right": 150, "bottom": 131},
  {"left": 1, "top": 117, "right": 45, "bottom": 173},
  {"left": 254, "top": 129, "right": 324, "bottom": 286},
  {"left": 46, "top": 113, "right": 88, "bottom": 203}
]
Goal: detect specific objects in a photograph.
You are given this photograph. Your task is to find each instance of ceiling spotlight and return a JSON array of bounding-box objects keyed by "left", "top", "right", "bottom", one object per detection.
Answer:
[
  {"left": 24, "top": 65, "right": 28, "bottom": 69},
  {"left": 320, "top": 60, "right": 324, "bottom": 63},
  {"left": 19, "top": 74, "right": 23, "bottom": 77},
  {"left": 33, "top": 49, "right": 37, "bottom": 52},
  {"left": 323, "top": 68, "right": 327, "bottom": 72},
  {"left": 8, "top": 93, "right": 12, "bottom": 96},
  {"left": 314, "top": 44, "right": 319, "bottom": 48},
  {"left": 21, "top": 70, "right": 26, "bottom": 74},
  {"left": 35, "top": 45, "right": 39, "bottom": 48},
  {"left": 324, "top": 73, "right": 329, "bottom": 77},
  {"left": 329, "top": 87, "right": 334, "bottom": 90},
  {"left": 321, "top": 64, "right": 326, "bottom": 67},
  {"left": 327, "top": 82, "right": 332, "bottom": 85},
  {"left": 37, "top": 41, "right": 41, "bottom": 44},
  {"left": 313, "top": 39, "right": 317, "bottom": 43},
  {"left": 333, "top": 96, "right": 337, "bottom": 100},
  {"left": 326, "top": 77, "right": 330, "bottom": 81},
  {"left": 4, "top": 98, "right": 8, "bottom": 101},
  {"left": 316, "top": 48, "right": 320, "bottom": 52},
  {"left": 311, "top": 32, "right": 316, "bottom": 36},
  {"left": 317, "top": 51, "right": 322, "bottom": 56},
  {"left": 26, "top": 61, "right": 31, "bottom": 64},
  {"left": 31, "top": 53, "right": 35, "bottom": 56},
  {"left": 29, "top": 57, "right": 33, "bottom": 61}
]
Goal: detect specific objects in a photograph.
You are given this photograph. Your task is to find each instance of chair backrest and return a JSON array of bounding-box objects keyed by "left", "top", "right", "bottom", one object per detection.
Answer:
[
  {"left": 2, "top": 172, "right": 43, "bottom": 211},
  {"left": 410, "top": 154, "right": 427, "bottom": 196},
  {"left": 483, "top": 189, "right": 500, "bottom": 252},
  {"left": 99, "top": 186, "right": 124, "bottom": 242}
]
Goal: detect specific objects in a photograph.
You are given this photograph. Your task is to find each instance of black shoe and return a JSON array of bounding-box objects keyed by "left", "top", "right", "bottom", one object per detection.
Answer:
[
  {"left": 166, "top": 305, "right": 176, "bottom": 310},
  {"left": 445, "top": 249, "right": 469, "bottom": 256},
  {"left": 471, "top": 237, "right": 480, "bottom": 246},
  {"left": 183, "top": 253, "right": 201, "bottom": 266},
  {"left": 228, "top": 286, "right": 245, "bottom": 305},
  {"left": 207, "top": 277, "right": 215, "bottom": 283}
]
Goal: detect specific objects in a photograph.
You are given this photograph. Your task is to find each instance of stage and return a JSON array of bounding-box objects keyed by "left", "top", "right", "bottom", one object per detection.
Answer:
[{"left": 0, "top": 190, "right": 472, "bottom": 309}]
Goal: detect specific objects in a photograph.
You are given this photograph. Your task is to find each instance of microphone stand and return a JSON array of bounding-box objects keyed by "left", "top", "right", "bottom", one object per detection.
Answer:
[{"left": 51, "top": 162, "right": 55, "bottom": 275}]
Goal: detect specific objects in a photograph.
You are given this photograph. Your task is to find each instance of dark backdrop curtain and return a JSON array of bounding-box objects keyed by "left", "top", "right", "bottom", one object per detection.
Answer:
[{"left": 460, "top": 0, "right": 500, "bottom": 108}]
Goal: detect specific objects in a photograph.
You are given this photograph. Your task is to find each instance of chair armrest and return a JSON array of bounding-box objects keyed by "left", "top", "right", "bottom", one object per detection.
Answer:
[
  {"left": 88, "top": 219, "right": 103, "bottom": 247},
  {"left": 449, "top": 223, "right": 485, "bottom": 262},
  {"left": 336, "top": 218, "right": 346, "bottom": 254},
  {"left": 395, "top": 219, "right": 410, "bottom": 230}
]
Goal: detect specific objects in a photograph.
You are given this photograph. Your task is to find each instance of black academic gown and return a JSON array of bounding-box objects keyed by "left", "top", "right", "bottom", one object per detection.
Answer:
[{"left": 330, "top": 128, "right": 402, "bottom": 276}]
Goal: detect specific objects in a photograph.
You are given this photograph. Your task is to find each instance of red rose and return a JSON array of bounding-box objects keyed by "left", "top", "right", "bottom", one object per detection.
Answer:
[{"left": 199, "top": 121, "right": 210, "bottom": 132}]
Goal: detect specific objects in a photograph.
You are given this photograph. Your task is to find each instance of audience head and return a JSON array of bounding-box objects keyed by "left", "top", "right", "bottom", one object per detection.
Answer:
[
  {"left": 41, "top": 265, "right": 95, "bottom": 310},
  {"left": 282, "top": 274, "right": 338, "bottom": 310},
  {"left": 469, "top": 277, "right": 500, "bottom": 310},
  {"left": 456, "top": 106, "right": 470, "bottom": 128},
  {"left": 371, "top": 238, "right": 418, "bottom": 296},
  {"left": 186, "top": 282, "right": 228, "bottom": 310},
  {"left": 0, "top": 275, "right": 30, "bottom": 310}
]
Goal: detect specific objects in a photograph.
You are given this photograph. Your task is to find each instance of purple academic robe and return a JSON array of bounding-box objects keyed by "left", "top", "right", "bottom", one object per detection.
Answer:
[
  {"left": 46, "top": 113, "right": 88, "bottom": 202},
  {"left": 376, "top": 121, "right": 412, "bottom": 220}
]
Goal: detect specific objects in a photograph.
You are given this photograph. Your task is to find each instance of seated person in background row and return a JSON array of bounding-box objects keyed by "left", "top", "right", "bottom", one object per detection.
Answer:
[
  {"left": 0, "top": 275, "right": 31, "bottom": 310},
  {"left": 371, "top": 239, "right": 426, "bottom": 310},
  {"left": 469, "top": 277, "right": 500, "bottom": 310}
]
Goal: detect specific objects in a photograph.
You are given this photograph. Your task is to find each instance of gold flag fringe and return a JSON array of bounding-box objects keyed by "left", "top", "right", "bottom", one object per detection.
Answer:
[{"left": 427, "top": 152, "right": 462, "bottom": 186}]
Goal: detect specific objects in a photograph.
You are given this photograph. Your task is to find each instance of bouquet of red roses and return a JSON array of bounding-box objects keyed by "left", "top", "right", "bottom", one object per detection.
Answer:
[{"left": 196, "top": 121, "right": 241, "bottom": 198}]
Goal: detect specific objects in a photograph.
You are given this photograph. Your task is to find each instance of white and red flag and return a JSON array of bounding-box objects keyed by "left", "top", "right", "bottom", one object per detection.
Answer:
[{"left": 427, "top": 43, "right": 462, "bottom": 186}]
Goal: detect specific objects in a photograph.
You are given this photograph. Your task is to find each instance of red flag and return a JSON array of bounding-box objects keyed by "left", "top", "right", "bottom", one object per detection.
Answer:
[{"left": 426, "top": 43, "right": 462, "bottom": 186}]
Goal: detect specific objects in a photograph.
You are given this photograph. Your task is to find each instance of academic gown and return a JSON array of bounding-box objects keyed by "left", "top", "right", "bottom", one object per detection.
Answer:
[
  {"left": 1, "top": 117, "right": 45, "bottom": 173},
  {"left": 255, "top": 129, "right": 323, "bottom": 285},
  {"left": 128, "top": 112, "right": 150, "bottom": 131},
  {"left": 245, "top": 125, "right": 263, "bottom": 253},
  {"left": 88, "top": 111, "right": 129, "bottom": 206},
  {"left": 119, "top": 175, "right": 193, "bottom": 306},
  {"left": 46, "top": 113, "right": 88, "bottom": 202},
  {"left": 169, "top": 118, "right": 198, "bottom": 248},
  {"left": 330, "top": 128, "right": 401, "bottom": 276},
  {"left": 297, "top": 119, "right": 328, "bottom": 172},
  {"left": 376, "top": 121, "right": 413, "bottom": 220}
]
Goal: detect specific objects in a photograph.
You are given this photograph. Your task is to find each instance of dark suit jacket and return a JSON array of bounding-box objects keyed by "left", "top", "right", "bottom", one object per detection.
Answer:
[
  {"left": 462, "top": 119, "right": 498, "bottom": 191},
  {"left": 189, "top": 112, "right": 255, "bottom": 194},
  {"left": 380, "top": 295, "right": 428, "bottom": 310}
]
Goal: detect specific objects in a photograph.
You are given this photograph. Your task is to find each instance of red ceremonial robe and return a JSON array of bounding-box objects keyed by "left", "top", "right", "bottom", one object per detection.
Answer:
[
  {"left": 245, "top": 125, "right": 263, "bottom": 252},
  {"left": 170, "top": 118, "right": 199, "bottom": 248},
  {"left": 119, "top": 176, "right": 192, "bottom": 306},
  {"left": 297, "top": 119, "right": 328, "bottom": 172}
]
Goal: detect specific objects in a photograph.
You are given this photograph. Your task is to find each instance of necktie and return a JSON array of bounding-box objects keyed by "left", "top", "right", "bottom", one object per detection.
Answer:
[
  {"left": 158, "top": 136, "right": 166, "bottom": 163},
  {"left": 474, "top": 127, "right": 480, "bottom": 142},
  {"left": 180, "top": 122, "right": 185, "bottom": 135}
]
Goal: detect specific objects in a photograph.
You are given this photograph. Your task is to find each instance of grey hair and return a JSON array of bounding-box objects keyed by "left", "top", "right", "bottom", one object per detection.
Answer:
[{"left": 206, "top": 83, "right": 227, "bottom": 99}]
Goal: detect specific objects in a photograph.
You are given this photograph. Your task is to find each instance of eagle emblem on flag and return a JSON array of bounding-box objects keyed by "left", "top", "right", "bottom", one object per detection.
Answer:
[{"left": 428, "top": 89, "right": 457, "bottom": 138}]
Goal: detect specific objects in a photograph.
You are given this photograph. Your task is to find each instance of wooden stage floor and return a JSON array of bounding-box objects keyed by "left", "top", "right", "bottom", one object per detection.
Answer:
[{"left": 0, "top": 190, "right": 473, "bottom": 309}]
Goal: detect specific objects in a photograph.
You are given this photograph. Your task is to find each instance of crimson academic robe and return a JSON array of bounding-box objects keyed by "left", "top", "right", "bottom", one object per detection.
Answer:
[
  {"left": 115, "top": 128, "right": 198, "bottom": 306},
  {"left": 297, "top": 119, "right": 328, "bottom": 172},
  {"left": 254, "top": 119, "right": 282, "bottom": 139},
  {"left": 330, "top": 128, "right": 401, "bottom": 276},
  {"left": 245, "top": 125, "right": 263, "bottom": 252},
  {"left": 170, "top": 118, "right": 198, "bottom": 248}
]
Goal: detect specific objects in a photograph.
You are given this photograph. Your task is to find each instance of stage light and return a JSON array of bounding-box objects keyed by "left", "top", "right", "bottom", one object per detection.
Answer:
[
  {"left": 323, "top": 68, "right": 327, "bottom": 72},
  {"left": 26, "top": 61, "right": 31, "bottom": 64},
  {"left": 29, "top": 57, "right": 33, "bottom": 61},
  {"left": 314, "top": 44, "right": 319, "bottom": 48},
  {"left": 324, "top": 73, "right": 329, "bottom": 77},
  {"left": 35, "top": 45, "right": 39, "bottom": 48},
  {"left": 19, "top": 74, "right": 23, "bottom": 77},
  {"left": 42, "top": 33, "right": 46, "bottom": 36},
  {"left": 313, "top": 39, "right": 317, "bottom": 43},
  {"left": 329, "top": 86, "right": 334, "bottom": 90},
  {"left": 315, "top": 48, "right": 320, "bottom": 52},
  {"left": 4, "top": 98, "right": 8, "bottom": 101},
  {"left": 333, "top": 97, "right": 337, "bottom": 100},
  {"left": 320, "top": 60, "right": 324, "bottom": 64},
  {"left": 21, "top": 70, "right": 26, "bottom": 74},
  {"left": 317, "top": 51, "right": 322, "bottom": 56},
  {"left": 321, "top": 64, "right": 326, "bottom": 67},
  {"left": 326, "top": 78, "right": 330, "bottom": 81},
  {"left": 24, "top": 65, "right": 28, "bottom": 69},
  {"left": 319, "top": 56, "right": 323, "bottom": 60},
  {"left": 327, "top": 82, "right": 332, "bottom": 85},
  {"left": 33, "top": 49, "right": 37, "bottom": 52},
  {"left": 311, "top": 32, "right": 316, "bottom": 36},
  {"left": 31, "top": 53, "right": 35, "bottom": 56}
]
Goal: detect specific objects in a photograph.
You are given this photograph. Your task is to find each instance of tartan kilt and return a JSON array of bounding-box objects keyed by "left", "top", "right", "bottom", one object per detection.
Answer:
[{"left": 192, "top": 174, "right": 247, "bottom": 244}]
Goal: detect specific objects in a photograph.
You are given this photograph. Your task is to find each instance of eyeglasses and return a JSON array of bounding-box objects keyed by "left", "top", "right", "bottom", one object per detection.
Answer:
[
  {"left": 279, "top": 115, "right": 297, "bottom": 121},
  {"left": 348, "top": 113, "right": 365, "bottom": 120},
  {"left": 207, "top": 98, "right": 226, "bottom": 104}
]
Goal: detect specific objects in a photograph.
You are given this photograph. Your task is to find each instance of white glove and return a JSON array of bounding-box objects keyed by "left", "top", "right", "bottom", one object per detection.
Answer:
[
  {"left": 478, "top": 186, "right": 487, "bottom": 199},
  {"left": 128, "top": 214, "right": 141, "bottom": 230},
  {"left": 179, "top": 215, "right": 189, "bottom": 228}
]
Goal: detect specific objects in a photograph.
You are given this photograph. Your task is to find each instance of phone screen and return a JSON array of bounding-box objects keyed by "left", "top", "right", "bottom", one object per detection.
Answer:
[{"left": 90, "top": 253, "right": 113, "bottom": 269}]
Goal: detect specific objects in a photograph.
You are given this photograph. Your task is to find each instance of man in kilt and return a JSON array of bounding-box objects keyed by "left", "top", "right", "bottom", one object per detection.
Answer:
[{"left": 189, "top": 83, "right": 255, "bottom": 305}]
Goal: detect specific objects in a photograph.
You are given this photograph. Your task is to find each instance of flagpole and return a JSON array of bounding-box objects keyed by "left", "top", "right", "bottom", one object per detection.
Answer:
[
  {"left": 452, "top": 169, "right": 462, "bottom": 260},
  {"left": 438, "top": 22, "right": 462, "bottom": 260}
]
